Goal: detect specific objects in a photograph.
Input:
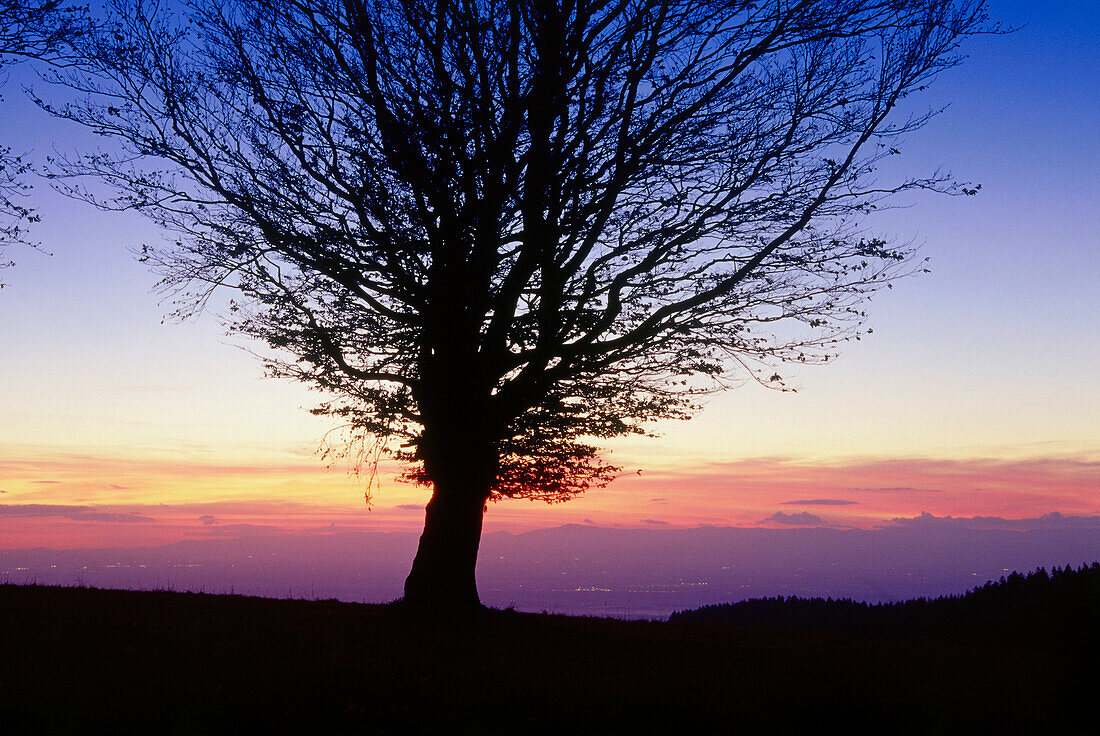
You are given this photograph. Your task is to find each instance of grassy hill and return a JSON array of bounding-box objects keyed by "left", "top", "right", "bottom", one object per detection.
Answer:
[
  {"left": 670, "top": 563, "right": 1100, "bottom": 649},
  {"left": 0, "top": 569, "right": 1093, "bottom": 734}
]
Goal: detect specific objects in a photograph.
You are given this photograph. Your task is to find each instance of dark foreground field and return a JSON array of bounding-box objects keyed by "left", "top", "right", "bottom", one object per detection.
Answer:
[{"left": 0, "top": 583, "right": 1091, "bottom": 734}]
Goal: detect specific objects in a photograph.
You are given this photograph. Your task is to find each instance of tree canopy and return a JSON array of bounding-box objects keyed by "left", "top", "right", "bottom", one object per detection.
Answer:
[
  {"left": 38, "top": 0, "right": 991, "bottom": 608},
  {"left": 0, "top": 0, "right": 82, "bottom": 264}
]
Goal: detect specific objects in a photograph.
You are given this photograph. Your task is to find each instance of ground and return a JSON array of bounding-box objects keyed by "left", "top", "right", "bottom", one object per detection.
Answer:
[{"left": 0, "top": 585, "right": 1088, "bottom": 734}]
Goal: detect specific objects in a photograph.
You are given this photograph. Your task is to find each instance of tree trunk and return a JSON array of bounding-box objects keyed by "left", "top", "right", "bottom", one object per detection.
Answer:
[{"left": 402, "top": 478, "right": 490, "bottom": 612}]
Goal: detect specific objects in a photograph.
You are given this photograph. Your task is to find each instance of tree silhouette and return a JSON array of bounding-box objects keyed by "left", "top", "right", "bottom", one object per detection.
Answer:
[
  {"left": 40, "top": 0, "right": 989, "bottom": 610},
  {"left": 0, "top": 0, "right": 82, "bottom": 273}
]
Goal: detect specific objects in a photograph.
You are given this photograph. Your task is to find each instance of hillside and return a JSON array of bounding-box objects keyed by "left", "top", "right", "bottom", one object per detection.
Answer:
[
  {"left": 670, "top": 562, "right": 1100, "bottom": 651},
  {"left": 0, "top": 577, "right": 1092, "bottom": 734}
]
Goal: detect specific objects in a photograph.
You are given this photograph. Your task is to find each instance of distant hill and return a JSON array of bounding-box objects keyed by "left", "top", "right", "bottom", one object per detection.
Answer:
[
  {"left": 670, "top": 562, "right": 1100, "bottom": 652},
  {"left": 4, "top": 522, "right": 1099, "bottom": 619}
]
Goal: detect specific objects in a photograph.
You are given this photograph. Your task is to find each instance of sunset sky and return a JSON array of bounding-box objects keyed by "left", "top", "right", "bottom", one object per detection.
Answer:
[{"left": 0, "top": 0, "right": 1097, "bottom": 552}]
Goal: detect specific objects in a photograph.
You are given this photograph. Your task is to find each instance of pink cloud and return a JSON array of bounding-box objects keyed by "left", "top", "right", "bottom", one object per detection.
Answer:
[
  {"left": 0, "top": 504, "right": 156, "bottom": 523},
  {"left": 2, "top": 447, "right": 1096, "bottom": 548},
  {"left": 601, "top": 454, "right": 1100, "bottom": 525},
  {"left": 883, "top": 511, "right": 1100, "bottom": 532},
  {"left": 763, "top": 511, "right": 826, "bottom": 527},
  {"left": 781, "top": 499, "right": 858, "bottom": 506}
]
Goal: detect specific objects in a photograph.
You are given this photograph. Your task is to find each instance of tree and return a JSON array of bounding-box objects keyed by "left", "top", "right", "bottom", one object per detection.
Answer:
[
  {"left": 0, "top": 0, "right": 82, "bottom": 275},
  {"left": 41, "top": 0, "right": 990, "bottom": 611}
]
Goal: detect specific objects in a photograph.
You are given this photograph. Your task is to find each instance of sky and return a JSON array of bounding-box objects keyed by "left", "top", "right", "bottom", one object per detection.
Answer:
[{"left": 0, "top": 1, "right": 1097, "bottom": 554}]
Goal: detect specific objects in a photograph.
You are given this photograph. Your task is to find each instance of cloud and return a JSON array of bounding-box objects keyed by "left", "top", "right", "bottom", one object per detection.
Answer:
[
  {"left": 0, "top": 504, "right": 156, "bottom": 523},
  {"left": 884, "top": 511, "right": 1100, "bottom": 531},
  {"left": 764, "top": 511, "right": 825, "bottom": 526},
  {"left": 32, "top": 480, "right": 62, "bottom": 485},
  {"left": 649, "top": 498, "right": 667, "bottom": 504},
  {"left": 199, "top": 514, "right": 217, "bottom": 526},
  {"left": 642, "top": 519, "right": 670, "bottom": 526},
  {"left": 199, "top": 523, "right": 285, "bottom": 537},
  {"left": 850, "top": 486, "right": 944, "bottom": 494},
  {"left": 394, "top": 504, "right": 423, "bottom": 511},
  {"left": 106, "top": 484, "right": 129, "bottom": 490},
  {"left": 1033, "top": 512, "right": 1100, "bottom": 528},
  {"left": 781, "top": 499, "right": 857, "bottom": 506},
  {"left": 0, "top": 451, "right": 349, "bottom": 485}
]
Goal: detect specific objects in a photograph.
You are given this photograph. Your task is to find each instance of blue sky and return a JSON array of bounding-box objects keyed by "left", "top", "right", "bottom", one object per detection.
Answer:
[{"left": 0, "top": 0, "right": 1096, "bottom": 546}]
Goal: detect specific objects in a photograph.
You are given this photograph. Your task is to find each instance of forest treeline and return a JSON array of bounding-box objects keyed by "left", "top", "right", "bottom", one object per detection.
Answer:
[{"left": 669, "top": 562, "right": 1099, "bottom": 651}]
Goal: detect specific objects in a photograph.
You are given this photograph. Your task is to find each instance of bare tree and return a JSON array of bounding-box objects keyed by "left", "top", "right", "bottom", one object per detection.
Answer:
[
  {"left": 0, "top": 0, "right": 82, "bottom": 273},
  {"left": 41, "top": 0, "right": 990, "bottom": 610}
]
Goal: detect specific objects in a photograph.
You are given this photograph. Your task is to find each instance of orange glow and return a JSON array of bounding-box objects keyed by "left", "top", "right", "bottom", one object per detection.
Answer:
[{"left": 2, "top": 445, "right": 1096, "bottom": 549}]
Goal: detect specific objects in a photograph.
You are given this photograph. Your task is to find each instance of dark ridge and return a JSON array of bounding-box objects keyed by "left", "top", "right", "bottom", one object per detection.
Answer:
[
  {"left": 0, "top": 576, "right": 1092, "bottom": 733},
  {"left": 669, "top": 562, "right": 1100, "bottom": 651}
]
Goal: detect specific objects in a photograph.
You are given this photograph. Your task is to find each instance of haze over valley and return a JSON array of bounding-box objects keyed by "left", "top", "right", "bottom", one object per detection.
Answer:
[{"left": 4, "top": 518, "right": 1096, "bottom": 619}]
